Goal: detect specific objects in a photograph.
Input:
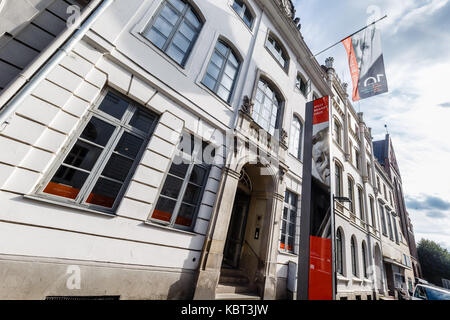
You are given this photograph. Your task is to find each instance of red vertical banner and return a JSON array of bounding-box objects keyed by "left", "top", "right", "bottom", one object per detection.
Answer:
[
  {"left": 342, "top": 37, "right": 361, "bottom": 102},
  {"left": 308, "top": 236, "right": 333, "bottom": 300}
]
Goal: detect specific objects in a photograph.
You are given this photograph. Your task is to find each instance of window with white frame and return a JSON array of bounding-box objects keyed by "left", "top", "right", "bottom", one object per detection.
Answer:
[
  {"left": 393, "top": 215, "right": 399, "bottom": 243},
  {"left": 39, "top": 90, "right": 158, "bottom": 213},
  {"left": 351, "top": 236, "right": 358, "bottom": 277},
  {"left": 379, "top": 203, "right": 387, "bottom": 235},
  {"left": 265, "top": 33, "right": 289, "bottom": 70},
  {"left": 369, "top": 196, "right": 376, "bottom": 228},
  {"left": 202, "top": 40, "right": 240, "bottom": 103},
  {"left": 143, "top": 0, "right": 203, "bottom": 66},
  {"left": 334, "top": 119, "right": 342, "bottom": 146},
  {"left": 348, "top": 176, "right": 354, "bottom": 213},
  {"left": 150, "top": 133, "right": 214, "bottom": 230},
  {"left": 362, "top": 241, "right": 368, "bottom": 278},
  {"left": 289, "top": 116, "right": 303, "bottom": 160},
  {"left": 358, "top": 186, "right": 365, "bottom": 221},
  {"left": 252, "top": 78, "right": 283, "bottom": 136},
  {"left": 335, "top": 162, "right": 342, "bottom": 197},
  {"left": 280, "top": 190, "right": 298, "bottom": 253},
  {"left": 231, "top": 0, "right": 254, "bottom": 29},
  {"left": 387, "top": 210, "right": 394, "bottom": 240},
  {"left": 336, "top": 228, "right": 344, "bottom": 275},
  {"left": 296, "top": 73, "right": 309, "bottom": 97}
]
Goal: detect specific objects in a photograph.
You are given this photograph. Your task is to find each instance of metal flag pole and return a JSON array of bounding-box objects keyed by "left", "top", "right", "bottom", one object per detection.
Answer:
[{"left": 311, "top": 15, "right": 388, "bottom": 58}]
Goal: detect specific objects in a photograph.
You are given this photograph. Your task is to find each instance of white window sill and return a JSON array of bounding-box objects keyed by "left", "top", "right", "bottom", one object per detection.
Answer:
[
  {"left": 23, "top": 194, "right": 116, "bottom": 218},
  {"left": 143, "top": 220, "right": 199, "bottom": 237},
  {"left": 278, "top": 250, "right": 298, "bottom": 258},
  {"left": 352, "top": 277, "right": 363, "bottom": 283},
  {"left": 337, "top": 275, "right": 350, "bottom": 282}
]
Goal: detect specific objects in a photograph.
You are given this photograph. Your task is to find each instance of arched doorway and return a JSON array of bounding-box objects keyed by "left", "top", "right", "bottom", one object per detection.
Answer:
[
  {"left": 193, "top": 159, "right": 282, "bottom": 300},
  {"left": 220, "top": 164, "right": 277, "bottom": 295}
]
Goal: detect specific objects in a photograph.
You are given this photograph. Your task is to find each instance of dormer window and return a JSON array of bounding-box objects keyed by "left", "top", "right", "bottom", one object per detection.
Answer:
[
  {"left": 232, "top": 0, "right": 254, "bottom": 29},
  {"left": 296, "top": 73, "right": 309, "bottom": 97},
  {"left": 265, "top": 34, "right": 289, "bottom": 70}
]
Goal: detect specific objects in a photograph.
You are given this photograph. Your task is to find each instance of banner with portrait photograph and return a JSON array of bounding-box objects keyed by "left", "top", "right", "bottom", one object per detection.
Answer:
[{"left": 343, "top": 25, "right": 388, "bottom": 101}]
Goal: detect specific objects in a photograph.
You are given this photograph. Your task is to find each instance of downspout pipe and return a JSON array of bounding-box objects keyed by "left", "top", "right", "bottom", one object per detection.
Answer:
[{"left": 0, "top": 0, "right": 115, "bottom": 132}]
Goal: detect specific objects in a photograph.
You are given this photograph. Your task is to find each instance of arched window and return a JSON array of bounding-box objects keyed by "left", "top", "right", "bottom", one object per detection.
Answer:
[
  {"left": 265, "top": 33, "right": 289, "bottom": 70},
  {"left": 289, "top": 116, "right": 303, "bottom": 159},
  {"left": 232, "top": 0, "right": 254, "bottom": 29},
  {"left": 351, "top": 236, "right": 358, "bottom": 277},
  {"left": 348, "top": 176, "right": 354, "bottom": 213},
  {"left": 335, "top": 162, "right": 342, "bottom": 197},
  {"left": 336, "top": 228, "right": 344, "bottom": 275},
  {"left": 362, "top": 241, "right": 368, "bottom": 278},
  {"left": 202, "top": 40, "right": 241, "bottom": 103},
  {"left": 144, "top": 0, "right": 203, "bottom": 66},
  {"left": 358, "top": 186, "right": 365, "bottom": 221},
  {"left": 253, "top": 78, "right": 283, "bottom": 135}
]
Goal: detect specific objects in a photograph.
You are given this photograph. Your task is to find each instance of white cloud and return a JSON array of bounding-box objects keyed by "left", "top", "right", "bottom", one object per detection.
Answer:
[{"left": 294, "top": 0, "right": 450, "bottom": 249}]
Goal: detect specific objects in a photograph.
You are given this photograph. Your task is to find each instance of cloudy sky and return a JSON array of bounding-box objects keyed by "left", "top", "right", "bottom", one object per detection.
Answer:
[{"left": 293, "top": 0, "right": 450, "bottom": 250}]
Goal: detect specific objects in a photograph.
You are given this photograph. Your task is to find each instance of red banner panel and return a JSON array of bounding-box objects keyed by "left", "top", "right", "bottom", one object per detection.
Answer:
[
  {"left": 308, "top": 236, "right": 332, "bottom": 300},
  {"left": 312, "top": 97, "right": 329, "bottom": 125}
]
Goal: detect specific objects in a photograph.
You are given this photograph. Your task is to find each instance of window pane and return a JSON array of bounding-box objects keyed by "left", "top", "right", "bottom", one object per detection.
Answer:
[
  {"left": 220, "top": 74, "right": 234, "bottom": 90},
  {"left": 166, "top": 43, "right": 185, "bottom": 64},
  {"left": 101, "top": 154, "right": 134, "bottom": 182},
  {"left": 185, "top": 9, "right": 201, "bottom": 29},
  {"left": 206, "top": 63, "right": 221, "bottom": 80},
  {"left": 44, "top": 166, "right": 89, "bottom": 199},
  {"left": 161, "top": 175, "right": 184, "bottom": 199},
  {"left": 160, "top": 4, "right": 180, "bottom": 25},
  {"left": 287, "top": 236, "right": 294, "bottom": 251},
  {"left": 98, "top": 92, "right": 129, "bottom": 120},
  {"left": 144, "top": 28, "right": 167, "bottom": 49},
  {"left": 63, "top": 141, "right": 102, "bottom": 171},
  {"left": 86, "top": 178, "right": 122, "bottom": 208},
  {"left": 172, "top": 32, "right": 191, "bottom": 52},
  {"left": 179, "top": 22, "right": 196, "bottom": 41},
  {"left": 243, "top": 9, "right": 253, "bottom": 28},
  {"left": 216, "top": 41, "right": 229, "bottom": 56},
  {"left": 175, "top": 204, "right": 195, "bottom": 227},
  {"left": 189, "top": 165, "right": 207, "bottom": 185},
  {"left": 217, "top": 86, "right": 231, "bottom": 101},
  {"left": 169, "top": 161, "right": 189, "bottom": 178},
  {"left": 203, "top": 74, "right": 216, "bottom": 91},
  {"left": 152, "top": 197, "right": 177, "bottom": 222},
  {"left": 183, "top": 183, "right": 202, "bottom": 204},
  {"left": 114, "top": 132, "right": 144, "bottom": 158},
  {"left": 153, "top": 16, "right": 174, "bottom": 38},
  {"left": 211, "top": 52, "right": 224, "bottom": 68},
  {"left": 129, "top": 109, "right": 156, "bottom": 133},
  {"left": 168, "top": 0, "right": 185, "bottom": 12},
  {"left": 224, "top": 63, "right": 237, "bottom": 79},
  {"left": 81, "top": 117, "right": 115, "bottom": 147}
]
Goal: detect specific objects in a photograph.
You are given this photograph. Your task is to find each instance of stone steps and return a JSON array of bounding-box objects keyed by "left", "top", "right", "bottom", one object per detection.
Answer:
[{"left": 215, "top": 293, "right": 261, "bottom": 300}]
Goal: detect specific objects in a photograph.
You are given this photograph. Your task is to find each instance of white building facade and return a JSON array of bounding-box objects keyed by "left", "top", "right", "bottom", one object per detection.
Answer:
[{"left": 0, "top": 0, "right": 419, "bottom": 300}]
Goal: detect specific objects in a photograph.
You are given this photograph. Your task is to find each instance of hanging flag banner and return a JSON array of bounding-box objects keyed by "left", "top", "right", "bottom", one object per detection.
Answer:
[
  {"left": 342, "top": 25, "right": 388, "bottom": 101},
  {"left": 298, "top": 96, "right": 333, "bottom": 300}
]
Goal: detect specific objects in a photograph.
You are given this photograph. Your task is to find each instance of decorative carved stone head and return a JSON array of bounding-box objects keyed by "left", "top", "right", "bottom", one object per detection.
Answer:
[{"left": 241, "top": 95, "right": 254, "bottom": 116}]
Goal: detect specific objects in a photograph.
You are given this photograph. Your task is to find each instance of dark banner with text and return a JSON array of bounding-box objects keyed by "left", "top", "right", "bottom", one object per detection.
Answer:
[{"left": 343, "top": 25, "right": 388, "bottom": 101}]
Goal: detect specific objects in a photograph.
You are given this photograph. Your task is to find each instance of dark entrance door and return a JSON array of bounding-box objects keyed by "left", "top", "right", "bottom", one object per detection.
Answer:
[{"left": 223, "top": 189, "right": 251, "bottom": 268}]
